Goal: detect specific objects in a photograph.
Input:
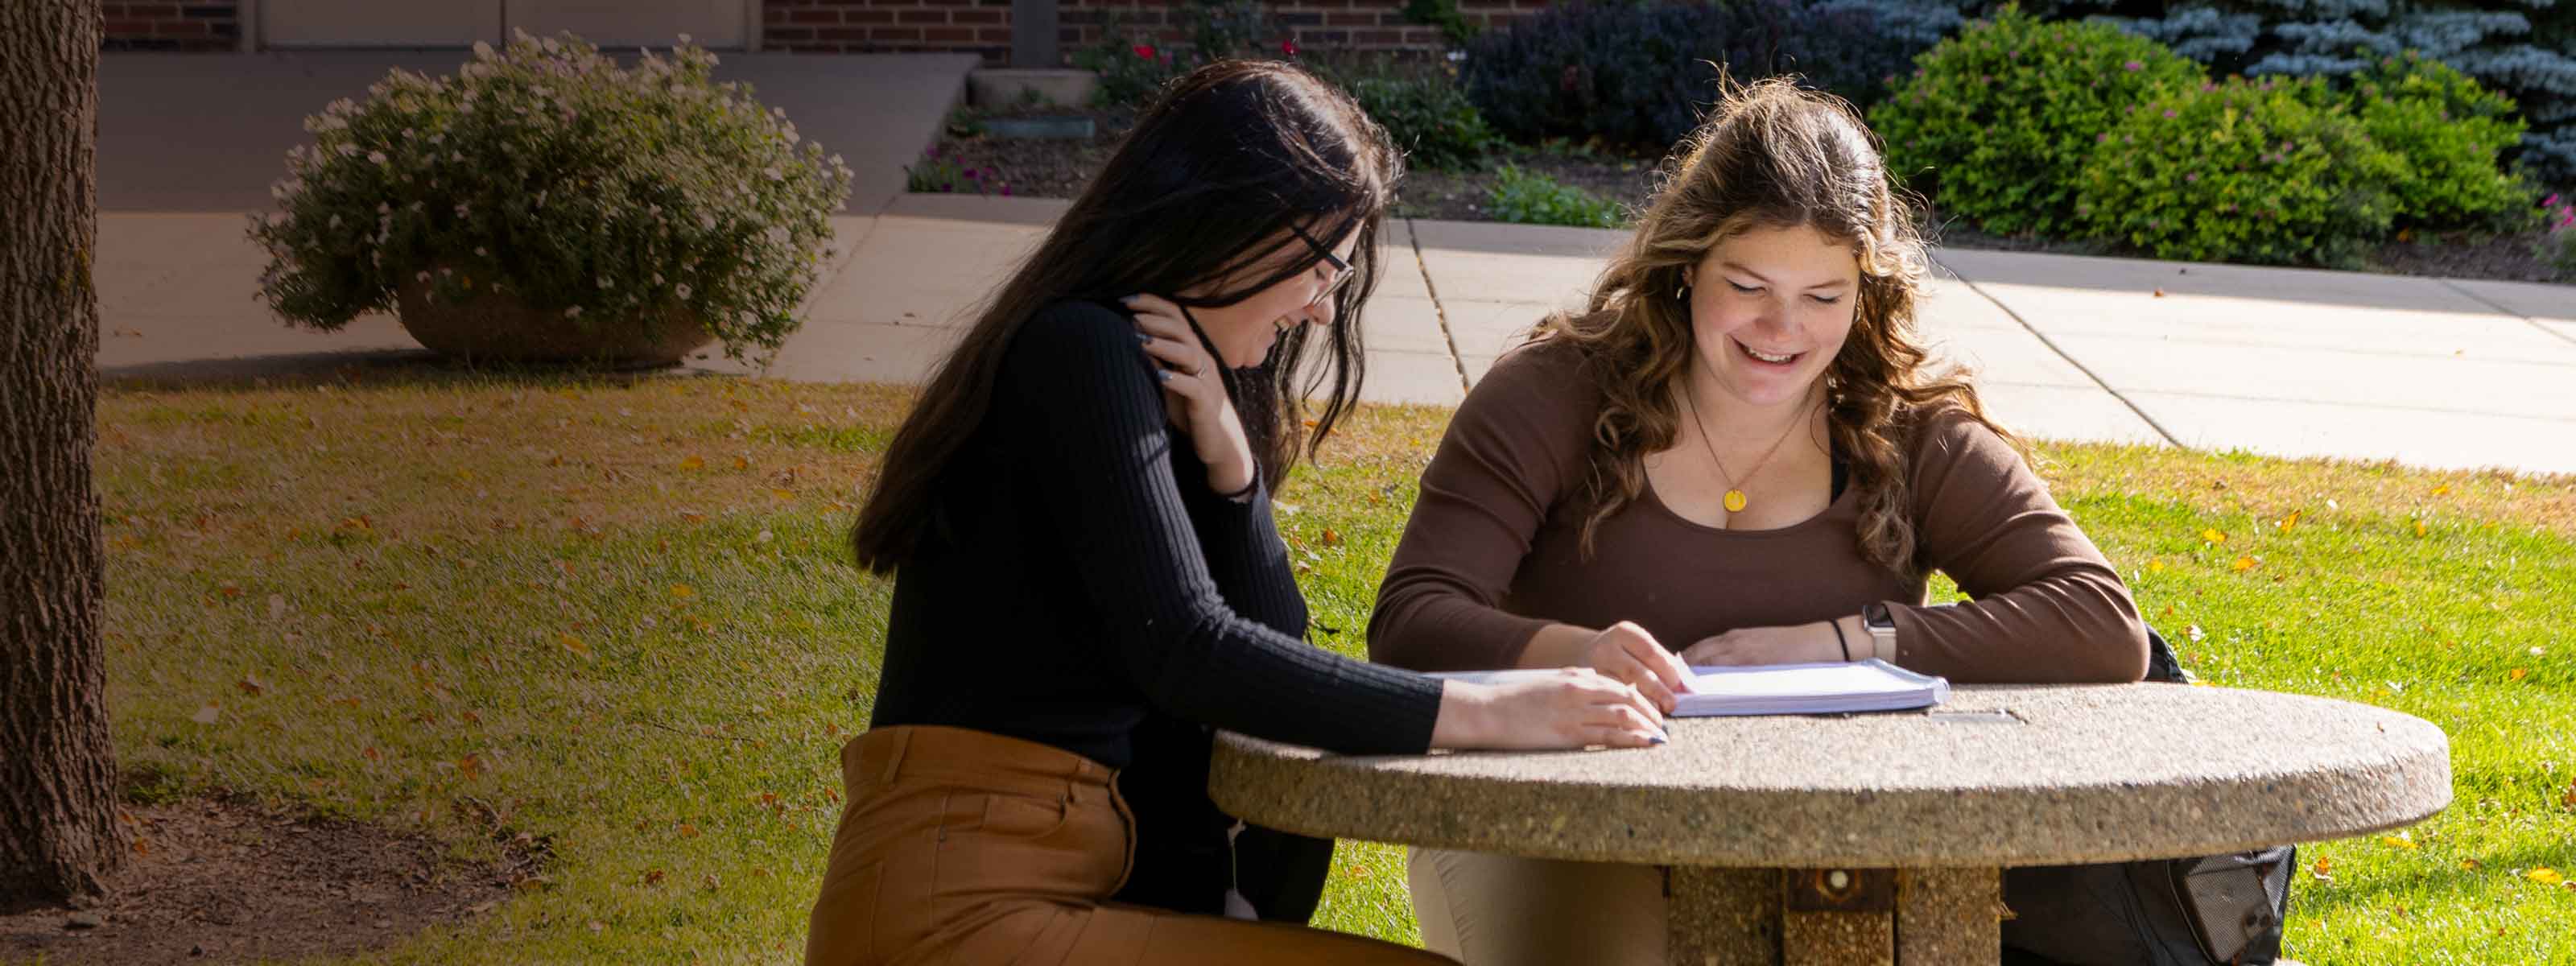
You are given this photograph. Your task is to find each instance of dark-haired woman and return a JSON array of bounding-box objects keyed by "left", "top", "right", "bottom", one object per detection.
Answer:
[{"left": 808, "top": 61, "right": 1669, "bottom": 965}]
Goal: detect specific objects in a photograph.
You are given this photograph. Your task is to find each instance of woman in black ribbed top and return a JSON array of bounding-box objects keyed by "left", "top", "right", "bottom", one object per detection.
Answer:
[{"left": 808, "top": 63, "right": 1669, "bottom": 965}]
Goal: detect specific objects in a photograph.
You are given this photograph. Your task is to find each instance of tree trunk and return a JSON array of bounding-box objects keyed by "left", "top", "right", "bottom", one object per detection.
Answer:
[{"left": 0, "top": 0, "right": 125, "bottom": 907}]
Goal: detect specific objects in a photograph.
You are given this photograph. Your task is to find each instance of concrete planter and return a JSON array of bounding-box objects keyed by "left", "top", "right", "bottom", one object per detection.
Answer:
[{"left": 394, "top": 278, "right": 712, "bottom": 367}]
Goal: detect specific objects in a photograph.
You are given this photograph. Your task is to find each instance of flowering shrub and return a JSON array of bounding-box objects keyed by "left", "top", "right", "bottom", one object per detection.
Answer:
[
  {"left": 248, "top": 31, "right": 852, "bottom": 365},
  {"left": 905, "top": 147, "right": 1015, "bottom": 196},
  {"left": 2326, "top": 52, "right": 2529, "bottom": 231},
  {"left": 1074, "top": 2, "right": 1289, "bottom": 109},
  {"left": 1872, "top": 8, "right": 2204, "bottom": 237},
  {"left": 2074, "top": 76, "right": 2401, "bottom": 267},
  {"left": 1484, "top": 165, "right": 1624, "bottom": 228},
  {"left": 2541, "top": 194, "right": 2576, "bottom": 278}
]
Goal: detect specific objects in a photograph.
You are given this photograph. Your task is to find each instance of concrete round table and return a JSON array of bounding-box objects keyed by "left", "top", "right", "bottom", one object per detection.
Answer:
[{"left": 1209, "top": 683, "right": 2450, "bottom": 965}]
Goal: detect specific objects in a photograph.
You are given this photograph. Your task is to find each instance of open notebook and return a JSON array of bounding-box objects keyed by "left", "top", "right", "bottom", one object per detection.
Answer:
[{"left": 1429, "top": 659, "right": 1948, "bottom": 717}]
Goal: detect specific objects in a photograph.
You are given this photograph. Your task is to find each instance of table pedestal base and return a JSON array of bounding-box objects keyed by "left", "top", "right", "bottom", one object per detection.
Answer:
[{"left": 1666, "top": 866, "right": 2001, "bottom": 965}]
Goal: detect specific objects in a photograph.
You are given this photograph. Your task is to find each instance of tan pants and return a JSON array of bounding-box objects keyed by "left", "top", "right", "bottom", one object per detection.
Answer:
[
  {"left": 1405, "top": 847, "right": 1666, "bottom": 966},
  {"left": 805, "top": 725, "right": 1457, "bottom": 966}
]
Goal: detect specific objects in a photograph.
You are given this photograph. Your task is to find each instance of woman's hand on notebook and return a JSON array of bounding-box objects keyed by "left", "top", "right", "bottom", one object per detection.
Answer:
[
  {"left": 1679, "top": 621, "right": 1844, "bottom": 667},
  {"left": 1430, "top": 668, "right": 1670, "bottom": 750},
  {"left": 1581, "top": 621, "right": 1694, "bottom": 714}
]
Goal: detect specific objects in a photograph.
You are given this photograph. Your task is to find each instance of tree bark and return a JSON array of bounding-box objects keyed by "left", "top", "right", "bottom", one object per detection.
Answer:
[{"left": 0, "top": 0, "right": 125, "bottom": 906}]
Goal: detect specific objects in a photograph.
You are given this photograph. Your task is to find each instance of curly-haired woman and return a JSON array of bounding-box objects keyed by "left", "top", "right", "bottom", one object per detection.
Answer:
[{"left": 1365, "top": 78, "right": 2150, "bottom": 964}]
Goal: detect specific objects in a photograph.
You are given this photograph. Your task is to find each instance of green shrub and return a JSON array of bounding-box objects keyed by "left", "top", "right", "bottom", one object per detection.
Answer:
[
  {"left": 1344, "top": 71, "right": 1503, "bottom": 171},
  {"left": 247, "top": 31, "right": 852, "bottom": 365},
  {"left": 1462, "top": 0, "right": 1954, "bottom": 150},
  {"left": 2074, "top": 76, "right": 2401, "bottom": 268},
  {"left": 2329, "top": 51, "right": 2530, "bottom": 231},
  {"left": 1485, "top": 166, "right": 1625, "bottom": 228},
  {"left": 1872, "top": 7, "right": 2204, "bottom": 237}
]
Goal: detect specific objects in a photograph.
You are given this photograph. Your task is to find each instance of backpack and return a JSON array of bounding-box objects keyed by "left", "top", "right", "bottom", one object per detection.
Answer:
[{"left": 1999, "top": 626, "right": 2296, "bottom": 965}]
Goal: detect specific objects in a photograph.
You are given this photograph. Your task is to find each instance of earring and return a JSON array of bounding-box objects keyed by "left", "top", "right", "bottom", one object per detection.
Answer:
[{"left": 1674, "top": 284, "right": 1690, "bottom": 301}]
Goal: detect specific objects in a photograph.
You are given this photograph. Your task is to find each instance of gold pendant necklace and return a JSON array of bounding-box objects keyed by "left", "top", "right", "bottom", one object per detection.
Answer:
[{"left": 1682, "top": 380, "right": 1805, "bottom": 515}]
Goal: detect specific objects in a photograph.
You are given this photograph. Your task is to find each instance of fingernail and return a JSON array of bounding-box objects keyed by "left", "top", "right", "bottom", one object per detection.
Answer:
[
  {"left": 1137, "top": 331, "right": 1153, "bottom": 343},
  {"left": 1649, "top": 733, "right": 1670, "bottom": 745},
  {"left": 1156, "top": 369, "right": 1171, "bottom": 382},
  {"left": 1119, "top": 295, "right": 1139, "bottom": 304}
]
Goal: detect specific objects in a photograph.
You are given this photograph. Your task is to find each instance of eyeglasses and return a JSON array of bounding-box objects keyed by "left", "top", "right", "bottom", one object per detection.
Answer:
[{"left": 1288, "top": 221, "right": 1354, "bottom": 310}]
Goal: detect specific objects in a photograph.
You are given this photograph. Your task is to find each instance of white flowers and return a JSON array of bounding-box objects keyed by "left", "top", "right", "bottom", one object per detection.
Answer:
[
  {"left": 455, "top": 203, "right": 471, "bottom": 218},
  {"left": 473, "top": 39, "right": 494, "bottom": 60},
  {"left": 474, "top": 246, "right": 489, "bottom": 258},
  {"left": 675, "top": 283, "right": 692, "bottom": 301},
  {"left": 369, "top": 151, "right": 389, "bottom": 165},
  {"left": 597, "top": 276, "right": 614, "bottom": 290},
  {"left": 564, "top": 306, "right": 583, "bottom": 319}
]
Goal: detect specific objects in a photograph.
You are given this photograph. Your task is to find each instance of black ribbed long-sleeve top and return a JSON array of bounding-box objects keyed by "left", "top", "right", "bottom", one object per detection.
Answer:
[{"left": 867, "top": 299, "right": 1445, "bottom": 770}]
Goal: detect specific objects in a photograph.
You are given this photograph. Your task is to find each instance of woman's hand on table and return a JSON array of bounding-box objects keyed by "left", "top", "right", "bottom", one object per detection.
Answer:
[
  {"left": 1678, "top": 619, "right": 1856, "bottom": 667},
  {"left": 1583, "top": 621, "right": 1693, "bottom": 715},
  {"left": 1431, "top": 668, "right": 1670, "bottom": 750},
  {"left": 1125, "top": 293, "right": 1256, "bottom": 496}
]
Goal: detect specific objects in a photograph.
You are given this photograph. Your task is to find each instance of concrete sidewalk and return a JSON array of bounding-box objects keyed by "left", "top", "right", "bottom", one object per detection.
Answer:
[
  {"left": 85, "top": 52, "right": 2576, "bottom": 477},
  {"left": 741, "top": 192, "right": 2576, "bottom": 476}
]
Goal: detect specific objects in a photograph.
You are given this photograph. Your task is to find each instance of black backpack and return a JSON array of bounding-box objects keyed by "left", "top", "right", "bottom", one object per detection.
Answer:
[{"left": 2000, "top": 625, "right": 2297, "bottom": 965}]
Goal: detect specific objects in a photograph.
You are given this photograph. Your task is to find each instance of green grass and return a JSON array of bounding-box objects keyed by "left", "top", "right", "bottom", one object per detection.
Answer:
[{"left": 77, "top": 373, "right": 2576, "bottom": 963}]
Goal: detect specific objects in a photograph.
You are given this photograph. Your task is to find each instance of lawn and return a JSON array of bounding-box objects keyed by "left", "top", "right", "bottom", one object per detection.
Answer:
[{"left": 84, "top": 370, "right": 2576, "bottom": 963}]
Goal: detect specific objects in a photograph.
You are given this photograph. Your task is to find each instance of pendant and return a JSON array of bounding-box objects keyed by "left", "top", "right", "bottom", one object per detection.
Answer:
[{"left": 1724, "top": 489, "right": 1748, "bottom": 513}]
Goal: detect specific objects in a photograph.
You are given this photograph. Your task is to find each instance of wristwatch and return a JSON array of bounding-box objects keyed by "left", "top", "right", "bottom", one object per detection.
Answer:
[{"left": 1861, "top": 602, "right": 1897, "bottom": 663}]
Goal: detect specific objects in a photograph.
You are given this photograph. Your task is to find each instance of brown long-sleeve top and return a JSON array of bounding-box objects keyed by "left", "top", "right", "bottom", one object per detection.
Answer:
[{"left": 1367, "top": 339, "right": 2149, "bottom": 683}]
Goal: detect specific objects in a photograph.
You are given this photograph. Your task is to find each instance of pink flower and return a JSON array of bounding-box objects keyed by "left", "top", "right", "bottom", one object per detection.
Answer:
[
  {"left": 2545, "top": 194, "right": 2561, "bottom": 208},
  {"left": 2123, "top": 60, "right": 2144, "bottom": 72},
  {"left": 1282, "top": 38, "right": 1298, "bottom": 56},
  {"left": 2162, "top": 108, "right": 2177, "bottom": 118},
  {"left": 1134, "top": 44, "right": 1157, "bottom": 60},
  {"left": 1001, "top": 185, "right": 1014, "bottom": 196}
]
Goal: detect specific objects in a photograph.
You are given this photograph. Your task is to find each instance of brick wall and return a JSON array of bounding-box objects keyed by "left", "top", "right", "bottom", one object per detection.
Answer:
[
  {"left": 101, "top": 1, "right": 241, "bottom": 51},
  {"left": 762, "top": 0, "right": 1542, "bottom": 66},
  {"left": 94, "top": 0, "right": 1512, "bottom": 61}
]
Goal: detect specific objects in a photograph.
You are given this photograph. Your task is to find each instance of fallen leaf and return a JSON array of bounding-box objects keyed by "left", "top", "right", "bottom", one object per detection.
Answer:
[
  {"left": 679, "top": 455, "right": 704, "bottom": 471},
  {"left": 2510, "top": 668, "right": 2529, "bottom": 682},
  {"left": 2528, "top": 867, "right": 2563, "bottom": 886},
  {"left": 2152, "top": 287, "right": 2165, "bottom": 297},
  {"left": 643, "top": 869, "right": 667, "bottom": 886},
  {"left": 2278, "top": 510, "right": 2301, "bottom": 531},
  {"left": 2232, "top": 555, "right": 2257, "bottom": 572},
  {"left": 2381, "top": 832, "right": 2417, "bottom": 850},
  {"left": 2201, "top": 528, "right": 2226, "bottom": 544},
  {"left": 2148, "top": 558, "right": 2166, "bottom": 572},
  {"left": 2462, "top": 858, "right": 2482, "bottom": 870},
  {"left": 670, "top": 584, "right": 695, "bottom": 600},
  {"left": 1320, "top": 529, "right": 1342, "bottom": 547},
  {"left": 2310, "top": 857, "right": 2334, "bottom": 884},
  {"left": 460, "top": 753, "right": 483, "bottom": 780},
  {"left": 678, "top": 823, "right": 700, "bottom": 838},
  {"left": 237, "top": 672, "right": 267, "bottom": 696},
  {"left": 191, "top": 701, "right": 221, "bottom": 724},
  {"left": 561, "top": 634, "right": 590, "bottom": 657},
  {"left": 733, "top": 456, "right": 750, "bottom": 471},
  {"left": 2432, "top": 483, "right": 2450, "bottom": 496},
  {"left": 362, "top": 746, "right": 381, "bottom": 762},
  {"left": 2415, "top": 519, "right": 2429, "bottom": 537}
]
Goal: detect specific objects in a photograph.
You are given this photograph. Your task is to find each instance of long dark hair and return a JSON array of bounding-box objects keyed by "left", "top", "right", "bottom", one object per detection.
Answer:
[{"left": 850, "top": 60, "right": 1401, "bottom": 574}]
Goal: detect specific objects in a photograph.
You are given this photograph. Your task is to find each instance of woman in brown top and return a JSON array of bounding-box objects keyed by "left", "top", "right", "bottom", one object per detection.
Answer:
[{"left": 1365, "top": 79, "right": 2150, "bottom": 964}]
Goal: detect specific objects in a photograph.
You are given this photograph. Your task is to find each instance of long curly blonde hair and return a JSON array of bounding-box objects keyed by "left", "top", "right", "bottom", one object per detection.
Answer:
[{"left": 1534, "top": 77, "right": 2025, "bottom": 575}]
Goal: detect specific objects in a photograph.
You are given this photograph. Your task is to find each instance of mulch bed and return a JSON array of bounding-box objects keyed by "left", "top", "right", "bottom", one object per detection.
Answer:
[
  {"left": 0, "top": 796, "right": 539, "bottom": 964},
  {"left": 918, "top": 114, "right": 2570, "bottom": 285}
]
